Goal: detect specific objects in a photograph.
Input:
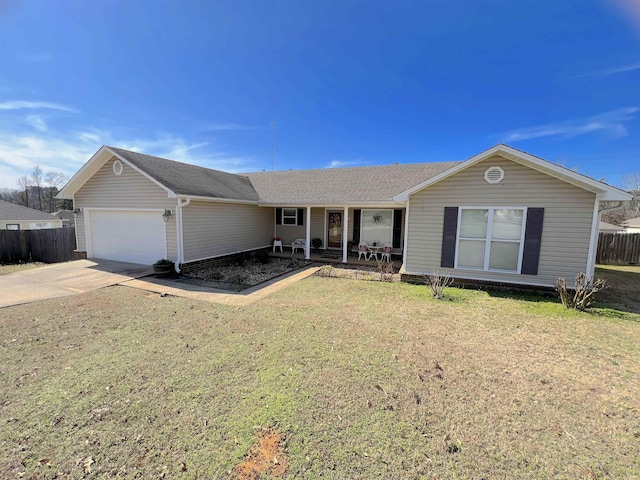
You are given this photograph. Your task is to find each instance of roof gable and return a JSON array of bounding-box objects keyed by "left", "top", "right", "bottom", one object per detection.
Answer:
[
  {"left": 58, "top": 146, "right": 260, "bottom": 202},
  {"left": 0, "top": 200, "right": 60, "bottom": 221},
  {"left": 393, "top": 144, "right": 633, "bottom": 202}
]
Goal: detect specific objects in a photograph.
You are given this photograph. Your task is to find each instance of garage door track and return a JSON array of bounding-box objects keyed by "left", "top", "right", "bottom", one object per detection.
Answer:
[{"left": 0, "top": 259, "right": 153, "bottom": 308}]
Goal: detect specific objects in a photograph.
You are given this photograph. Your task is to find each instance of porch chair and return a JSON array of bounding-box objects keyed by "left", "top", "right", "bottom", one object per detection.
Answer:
[
  {"left": 292, "top": 238, "right": 306, "bottom": 255},
  {"left": 357, "top": 241, "right": 370, "bottom": 260},
  {"left": 381, "top": 244, "right": 393, "bottom": 262}
]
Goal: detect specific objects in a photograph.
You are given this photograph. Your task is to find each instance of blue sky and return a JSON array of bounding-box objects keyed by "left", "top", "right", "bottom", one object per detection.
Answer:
[{"left": 0, "top": 0, "right": 638, "bottom": 191}]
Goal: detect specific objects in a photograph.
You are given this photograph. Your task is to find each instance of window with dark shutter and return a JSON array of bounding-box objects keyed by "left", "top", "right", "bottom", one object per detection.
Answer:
[
  {"left": 441, "top": 207, "right": 458, "bottom": 268},
  {"left": 392, "top": 209, "right": 402, "bottom": 249},
  {"left": 297, "top": 208, "right": 304, "bottom": 226},
  {"left": 521, "top": 208, "right": 544, "bottom": 275},
  {"left": 276, "top": 208, "right": 282, "bottom": 225},
  {"left": 353, "top": 209, "right": 361, "bottom": 244}
]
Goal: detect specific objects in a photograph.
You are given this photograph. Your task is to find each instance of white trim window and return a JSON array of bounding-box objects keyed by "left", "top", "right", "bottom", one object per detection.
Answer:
[
  {"left": 361, "top": 209, "right": 393, "bottom": 245},
  {"left": 6, "top": 224, "right": 20, "bottom": 230},
  {"left": 282, "top": 208, "right": 298, "bottom": 225},
  {"left": 455, "top": 207, "right": 527, "bottom": 273}
]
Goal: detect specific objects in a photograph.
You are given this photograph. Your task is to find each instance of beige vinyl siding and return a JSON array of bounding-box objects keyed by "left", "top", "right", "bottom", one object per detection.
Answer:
[
  {"left": 405, "top": 156, "right": 596, "bottom": 287},
  {"left": 182, "top": 202, "right": 273, "bottom": 261},
  {"left": 310, "top": 208, "right": 325, "bottom": 245},
  {"left": 275, "top": 209, "right": 306, "bottom": 245},
  {"left": 74, "top": 157, "right": 178, "bottom": 259}
]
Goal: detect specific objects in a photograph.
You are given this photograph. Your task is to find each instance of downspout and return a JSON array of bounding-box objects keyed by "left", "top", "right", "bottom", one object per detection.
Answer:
[{"left": 175, "top": 197, "right": 191, "bottom": 273}]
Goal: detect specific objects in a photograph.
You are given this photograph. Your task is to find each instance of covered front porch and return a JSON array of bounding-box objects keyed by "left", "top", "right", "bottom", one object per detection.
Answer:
[
  {"left": 270, "top": 249, "right": 404, "bottom": 270},
  {"left": 271, "top": 205, "right": 406, "bottom": 264}
]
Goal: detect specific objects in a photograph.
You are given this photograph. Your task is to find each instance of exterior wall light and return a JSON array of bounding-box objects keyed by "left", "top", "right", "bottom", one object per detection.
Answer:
[
  {"left": 72, "top": 208, "right": 83, "bottom": 219},
  {"left": 162, "top": 209, "right": 173, "bottom": 222}
]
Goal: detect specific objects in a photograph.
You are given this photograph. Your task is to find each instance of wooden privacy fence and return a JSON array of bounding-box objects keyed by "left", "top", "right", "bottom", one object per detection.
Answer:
[
  {"left": 596, "top": 232, "right": 640, "bottom": 265},
  {"left": 0, "top": 227, "right": 76, "bottom": 264}
]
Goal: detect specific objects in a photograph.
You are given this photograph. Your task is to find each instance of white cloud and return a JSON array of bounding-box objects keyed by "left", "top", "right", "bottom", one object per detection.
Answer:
[
  {"left": 575, "top": 62, "right": 640, "bottom": 79},
  {"left": 500, "top": 108, "right": 638, "bottom": 142},
  {"left": 0, "top": 101, "right": 258, "bottom": 188},
  {"left": 0, "top": 100, "right": 77, "bottom": 112},
  {"left": 25, "top": 115, "right": 48, "bottom": 132},
  {"left": 326, "top": 160, "right": 364, "bottom": 168}
]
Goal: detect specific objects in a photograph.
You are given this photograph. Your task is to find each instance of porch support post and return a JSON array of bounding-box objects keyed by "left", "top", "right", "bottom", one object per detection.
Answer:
[
  {"left": 305, "top": 206, "right": 311, "bottom": 260},
  {"left": 342, "top": 206, "right": 349, "bottom": 263}
]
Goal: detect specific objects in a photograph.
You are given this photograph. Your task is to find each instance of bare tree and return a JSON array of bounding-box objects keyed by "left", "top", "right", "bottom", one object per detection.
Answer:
[
  {"left": 17, "top": 176, "right": 31, "bottom": 207},
  {"left": 601, "top": 172, "right": 640, "bottom": 225},
  {"left": 45, "top": 171, "right": 68, "bottom": 213},
  {"left": 31, "top": 165, "right": 43, "bottom": 211}
]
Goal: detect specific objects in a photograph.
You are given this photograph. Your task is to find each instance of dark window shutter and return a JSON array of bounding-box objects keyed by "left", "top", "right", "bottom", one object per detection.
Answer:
[
  {"left": 521, "top": 208, "right": 544, "bottom": 275},
  {"left": 353, "top": 209, "right": 361, "bottom": 244},
  {"left": 297, "top": 208, "right": 304, "bottom": 226},
  {"left": 276, "top": 208, "right": 282, "bottom": 225},
  {"left": 441, "top": 207, "right": 458, "bottom": 268},
  {"left": 392, "top": 209, "right": 402, "bottom": 249}
]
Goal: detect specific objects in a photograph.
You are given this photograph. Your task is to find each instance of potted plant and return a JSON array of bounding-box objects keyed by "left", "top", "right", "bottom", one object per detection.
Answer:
[
  {"left": 153, "top": 258, "right": 175, "bottom": 277},
  {"left": 311, "top": 238, "right": 322, "bottom": 252}
]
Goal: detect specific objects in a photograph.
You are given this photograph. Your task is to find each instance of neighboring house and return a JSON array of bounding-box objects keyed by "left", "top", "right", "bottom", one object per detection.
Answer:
[
  {"left": 51, "top": 210, "right": 75, "bottom": 227},
  {"left": 57, "top": 144, "right": 632, "bottom": 288},
  {"left": 599, "top": 221, "right": 624, "bottom": 233},
  {"left": 622, "top": 217, "right": 640, "bottom": 233},
  {"left": 0, "top": 199, "right": 63, "bottom": 230}
]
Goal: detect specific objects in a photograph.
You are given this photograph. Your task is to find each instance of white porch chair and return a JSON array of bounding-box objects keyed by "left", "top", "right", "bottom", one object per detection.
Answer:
[
  {"left": 381, "top": 244, "right": 393, "bottom": 262},
  {"left": 291, "top": 238, "right": 306, "bottom": 255},
  {"left": 357, "top": 241, "right": 370, "bottom": 260}
]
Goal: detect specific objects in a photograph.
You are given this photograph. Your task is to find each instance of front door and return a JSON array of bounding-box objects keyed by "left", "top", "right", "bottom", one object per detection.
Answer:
[{"left": 327, "top": 211, "right": 343, "bottom": 249}]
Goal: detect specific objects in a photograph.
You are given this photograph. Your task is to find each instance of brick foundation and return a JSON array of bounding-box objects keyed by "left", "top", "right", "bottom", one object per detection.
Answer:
[
  {"left": 401, "top": 273, "right": 556, "bottom": 295},
  {"left": 73, "top": 251, "right": 88, "bottom": 260}
]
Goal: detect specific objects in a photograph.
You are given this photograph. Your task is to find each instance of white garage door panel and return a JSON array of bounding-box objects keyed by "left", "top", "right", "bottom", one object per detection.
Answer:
[{"left": 89, "top": 210, "right": 166, "bottom": 264}]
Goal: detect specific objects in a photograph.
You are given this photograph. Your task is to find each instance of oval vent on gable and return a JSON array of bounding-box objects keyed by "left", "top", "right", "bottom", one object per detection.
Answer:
[
  {"left": 113, "top": 160, "right": 123, "bottom": 175},
  {"left": 484, "top": 166, "right": 504, "bottom": 184}
]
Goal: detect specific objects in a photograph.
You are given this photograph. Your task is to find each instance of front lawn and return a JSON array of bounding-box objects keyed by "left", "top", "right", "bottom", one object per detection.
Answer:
[{"left": 1, "top": 270, "right": 639, "bottom": 478}]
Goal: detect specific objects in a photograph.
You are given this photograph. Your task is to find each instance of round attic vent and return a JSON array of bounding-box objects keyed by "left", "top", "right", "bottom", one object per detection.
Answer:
[
  {"left": 113, "top": 160, "right": 123, "bottom": 175},
  {"left": 484, "top": 166, "right": 504, "bottom": 184}
]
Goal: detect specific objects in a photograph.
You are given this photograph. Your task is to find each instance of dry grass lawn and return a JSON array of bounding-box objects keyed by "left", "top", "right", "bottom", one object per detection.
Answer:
[{"left": 0, "top": 266, "right": 639, "bottom": 479}]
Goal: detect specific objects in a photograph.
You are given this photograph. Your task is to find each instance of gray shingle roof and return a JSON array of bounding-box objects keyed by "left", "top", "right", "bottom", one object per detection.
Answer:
[
  {"left": 244, "top": 162, "right": 460, "bottom": 204},
  {"left": 106, "top": 146, "right": 461, "bottom": 204},
  {"left": 0, "top": 199, "right": 59, "bottom": 221},
  {"left": 108, "top": 147, "right": 260, "bottom": 202}
]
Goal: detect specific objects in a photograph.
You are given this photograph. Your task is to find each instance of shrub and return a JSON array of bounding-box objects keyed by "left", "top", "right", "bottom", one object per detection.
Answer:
[
  {"left": 154, "top": 258, "right": 174, "bottom": 266},
  {"left": 376, "top": 260, "right": 395, "bottom": 282},
  {"left": 554, "top": 273, "right": 608, "bottom": 310},
  {"left": 425, "top": 270, "right": 453, "bottom": 299}
]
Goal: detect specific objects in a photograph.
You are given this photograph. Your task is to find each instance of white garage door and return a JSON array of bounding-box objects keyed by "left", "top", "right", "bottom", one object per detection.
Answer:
[{"left": 89, "top": 210, "right": 167, "bottom": 265}]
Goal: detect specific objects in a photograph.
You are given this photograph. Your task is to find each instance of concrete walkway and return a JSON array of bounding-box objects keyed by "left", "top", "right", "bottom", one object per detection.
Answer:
[
  {"left": 0, "top": 259, "right": 152, "bottom": 308},
  {"left": 122, "top": 265, "right": 321, "bottom": 306}
]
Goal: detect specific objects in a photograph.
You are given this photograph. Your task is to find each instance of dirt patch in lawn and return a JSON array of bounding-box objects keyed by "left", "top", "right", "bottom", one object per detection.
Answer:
[{"left": 231, "top": 427, "right": 288, "bottom": 479}]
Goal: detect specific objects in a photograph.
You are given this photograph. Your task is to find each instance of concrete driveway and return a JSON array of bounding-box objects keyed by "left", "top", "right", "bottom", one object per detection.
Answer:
[{"left": 0, "top": 259, "right": 153, "bottom": 308}]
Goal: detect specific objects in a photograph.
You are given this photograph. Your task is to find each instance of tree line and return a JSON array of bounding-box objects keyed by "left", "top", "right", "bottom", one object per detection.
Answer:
[
  {"left": 0, "top": 166, "right": 72, "bottom": 213},
  {"left": 600, "top": 173, "right": 640, "bottom": 226}
]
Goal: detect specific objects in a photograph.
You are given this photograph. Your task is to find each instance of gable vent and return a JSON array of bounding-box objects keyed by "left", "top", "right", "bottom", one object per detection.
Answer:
[
  {"left": 113, "top": 160, "right": 123, "bottom": 175},
  {"left": 484, "top": 166, "right": 504, "bottom": 184}
]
